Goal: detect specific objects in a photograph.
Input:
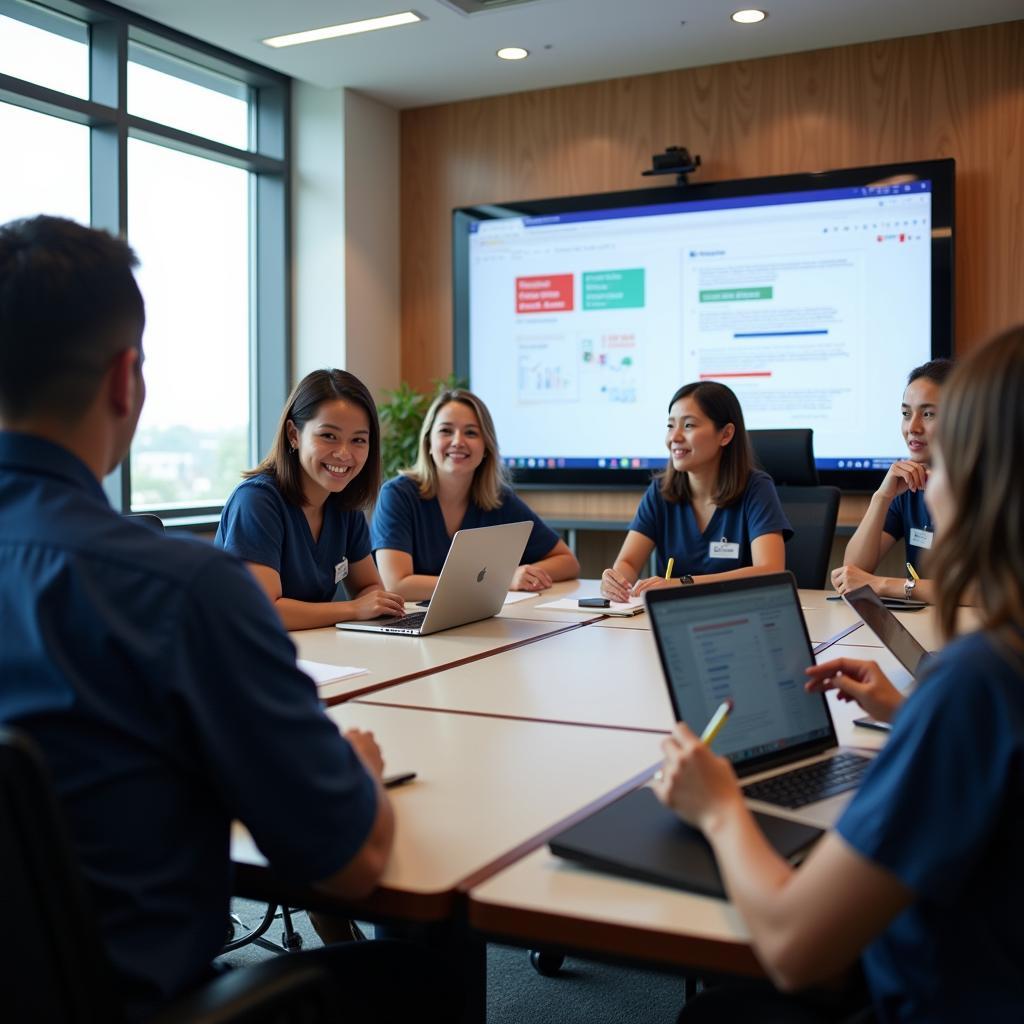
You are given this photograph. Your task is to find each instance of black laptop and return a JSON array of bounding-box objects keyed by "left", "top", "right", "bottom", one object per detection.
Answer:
[
  {"left": 644, "top": 573, "right": 874, "bottom": 830},
  {"left": 550, "top": 574, "right": 874, "bottom": 898}
]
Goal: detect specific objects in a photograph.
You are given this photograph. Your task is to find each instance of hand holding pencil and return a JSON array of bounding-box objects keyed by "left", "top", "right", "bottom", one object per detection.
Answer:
[{"left": 652, "top": 699, "right": 741, "bottom": 829}]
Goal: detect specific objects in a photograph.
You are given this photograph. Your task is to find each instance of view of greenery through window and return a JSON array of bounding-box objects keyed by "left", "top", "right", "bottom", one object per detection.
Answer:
[{"left": 130, "top": 424, "right": 248, "bottom": 509}]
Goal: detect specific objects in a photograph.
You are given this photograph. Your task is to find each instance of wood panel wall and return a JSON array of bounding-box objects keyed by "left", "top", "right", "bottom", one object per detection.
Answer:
[{"left": 400, "top": 20, "right": 1024, "bottom": 389}]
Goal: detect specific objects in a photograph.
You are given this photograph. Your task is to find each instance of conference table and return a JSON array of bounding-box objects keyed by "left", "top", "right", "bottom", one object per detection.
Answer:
[{"left": 232, "top": 581, "right": 963, "bottom": 1021}]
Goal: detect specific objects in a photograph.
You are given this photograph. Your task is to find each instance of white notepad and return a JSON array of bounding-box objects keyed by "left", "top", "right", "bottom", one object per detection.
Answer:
[
  {"left": 535, "top": 596, "right": 645, "bottom": 616},
  {"left": 297, "top": 659, "right": 369, "bottom": 687}
]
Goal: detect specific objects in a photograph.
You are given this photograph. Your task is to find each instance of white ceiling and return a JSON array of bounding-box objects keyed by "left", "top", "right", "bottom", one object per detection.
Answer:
[{"left": 114, "top": 0, "right": 1023, "bottom": 109}]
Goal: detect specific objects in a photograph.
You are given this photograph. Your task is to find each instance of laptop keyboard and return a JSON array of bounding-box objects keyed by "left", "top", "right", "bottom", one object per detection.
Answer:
[
  {"left": 742, "top": 752, "right": 871, "bottom": 809},
  {"left": 377, "top": 611, "right": 426, "bottom": 630}
]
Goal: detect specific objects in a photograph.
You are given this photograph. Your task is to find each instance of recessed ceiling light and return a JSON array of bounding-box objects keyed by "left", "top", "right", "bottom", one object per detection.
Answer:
[
  {"left": 496, "top": 47, "right": 529, "bottom": 61},
  {"left": 731, "top": 9, "right": 767, "bottom": 24},
  {"left": 263, "top": 11, "right": 421, "bottom": 49}
]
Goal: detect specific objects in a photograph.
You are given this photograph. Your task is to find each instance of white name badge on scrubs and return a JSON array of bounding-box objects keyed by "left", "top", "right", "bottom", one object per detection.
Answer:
[
  {"left": 334, "top": 558, "right": 349, "bottom": 584},
  {"left": 710, "top": 539, "right": 740, "bottom": 560},
  {"left": 909, "top": 528, "right": 933, "bottom": 550}
]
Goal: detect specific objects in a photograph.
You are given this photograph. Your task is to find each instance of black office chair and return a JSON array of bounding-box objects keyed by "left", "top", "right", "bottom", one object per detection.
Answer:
[
  {"left": 749, "top": 428, "right": 818, "bottom": 486},
  {"left": 0, "top": 726, "right": 334, "bottom": 1024},
  {"left": 125, "top": 513, "right": 166, "bottom": 532},
  {"left": 750, "top": 429, "right": 840, "bottom": 589}
]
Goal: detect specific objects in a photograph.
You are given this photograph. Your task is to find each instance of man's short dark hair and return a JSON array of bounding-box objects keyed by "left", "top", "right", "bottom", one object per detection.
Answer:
[
  {"left": 907, "top": 357, "right": 955, "bottom": 388},
  {"left": 0, "top": 216, "right": 144, "bottom": 421}
]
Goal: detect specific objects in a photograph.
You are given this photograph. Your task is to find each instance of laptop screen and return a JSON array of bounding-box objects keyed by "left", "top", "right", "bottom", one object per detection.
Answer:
[
  {"left": 843, "top": 585, "right": 927, "bottom": 675},
  {"left": 648, "top": 578, "right": 833, "bottom": 768}
]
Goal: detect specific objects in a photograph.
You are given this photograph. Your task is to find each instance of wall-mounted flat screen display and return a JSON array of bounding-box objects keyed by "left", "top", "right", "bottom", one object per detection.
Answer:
[{"left": 453, "top": 159, "right": 954, "bottom": 489}]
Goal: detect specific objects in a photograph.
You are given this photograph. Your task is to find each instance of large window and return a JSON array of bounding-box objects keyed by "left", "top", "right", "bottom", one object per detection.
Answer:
[{"left": 0, "top": 0, "right": 289, "bottom": 522}]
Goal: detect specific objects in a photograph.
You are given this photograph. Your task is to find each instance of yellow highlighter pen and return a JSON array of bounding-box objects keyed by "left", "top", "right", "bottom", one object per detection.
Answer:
[
  {"left": 701, "top": 698, "right": 734, "bottom": 748},
  {"left": 906, "top": 562, "right": 921, "bottom": 582},
  {"left": 665, "top": 557, "right": 675, "bottom": 581}
]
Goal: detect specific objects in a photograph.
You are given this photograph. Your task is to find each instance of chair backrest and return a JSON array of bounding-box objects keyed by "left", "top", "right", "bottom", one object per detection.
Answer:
[
  {"left": 0, "top": 727, "right": 123, "bottom": 1023},
  {"left": 778, "top": 485, "right": 841, "bottom": 589},
  {"left": 125, "top": 513, "right": 165, "bottom": 532},
  {"left": 750, "top": 429, "right": 819, "bottom": 486}
]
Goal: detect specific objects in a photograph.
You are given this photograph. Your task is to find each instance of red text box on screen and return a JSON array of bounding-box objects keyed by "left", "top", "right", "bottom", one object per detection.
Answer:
[{"left": 516, "top": 274, "right": 574, "bottom": 313}]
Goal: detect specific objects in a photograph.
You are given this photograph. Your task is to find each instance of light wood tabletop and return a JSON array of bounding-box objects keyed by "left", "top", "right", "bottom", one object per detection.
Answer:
[
  {"left": 355, "top": 624, "right": 673, "bottom": 733},
  {"left": 232, "top": 702, "right": 661, "bottom": 921},
  {"left": 466, "top": 683, "right": 887, "bottom": 976},
  {"left": 292, "top": 615, "right": 585, "bottom": 704}
]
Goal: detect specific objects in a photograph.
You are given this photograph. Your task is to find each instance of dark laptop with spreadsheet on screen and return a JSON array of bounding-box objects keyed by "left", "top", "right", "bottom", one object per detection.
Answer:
[{"left": 646, "top": 573, "right": 875, "bottom": 830}]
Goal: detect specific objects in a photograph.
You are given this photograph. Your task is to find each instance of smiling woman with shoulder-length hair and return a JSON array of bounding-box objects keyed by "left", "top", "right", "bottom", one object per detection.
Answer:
[
  {"left": 215, "top": 368, "right": 405, "bottom": 630},
  {"left": 372, "top": 387, "right": 579, "bottom": 601},
  {"left": 601, "top": 380, "right": 791, "bottom": 602}
]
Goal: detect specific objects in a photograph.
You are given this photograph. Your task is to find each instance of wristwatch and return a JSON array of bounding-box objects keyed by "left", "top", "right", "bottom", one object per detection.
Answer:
[
  {"left": 679, "top": 575, "right": 695, "bottom": 586},
  {"left": 904, "top": 578, "right": 917, "bottom": 600}
]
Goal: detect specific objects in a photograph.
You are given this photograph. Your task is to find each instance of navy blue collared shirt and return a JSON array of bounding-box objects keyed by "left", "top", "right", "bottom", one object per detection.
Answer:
[
  {"left": 883, "top": 489, "right": 934, "bottom": 574},
  {"left": 370, "top": 474, "right": 560, "bottom": 576},
  {"left": 628, "top": 469, "right": 792, "bottom": 578},
  {"left": 838, "top": 630, "right": 1024, "bottom": 1021},
  {"left": 0, "top": 433, "right": 377, "bottom": 1022},
  {"left": 216, "top": 474, "right": 372, "bottom": 601}
]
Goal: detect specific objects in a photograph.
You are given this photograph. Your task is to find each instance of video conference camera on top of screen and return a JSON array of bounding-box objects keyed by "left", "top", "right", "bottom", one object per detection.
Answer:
[{"left": 642, "top": 146, "right": 702, "bottom": 185}]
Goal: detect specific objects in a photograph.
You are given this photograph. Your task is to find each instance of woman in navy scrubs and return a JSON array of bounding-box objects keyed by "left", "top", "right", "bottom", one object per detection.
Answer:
[
  {"left": 216, "top": 369, "right": 404, "bottom": 630},
  {"left": 601, "top": 381, "right": 790, "bottom": 601},
  {"left": 657, "top": 327, "right": 1024, "bottom": 1022},
  {"left": 373, "top": 388, "right": 579, "bottom": 601},
  {"left": 832, "top": 359, "right": 954, "bottom": 604}
]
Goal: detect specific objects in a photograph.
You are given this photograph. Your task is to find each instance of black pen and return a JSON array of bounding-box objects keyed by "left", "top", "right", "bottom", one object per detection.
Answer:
[{"left": 383, "top": 771, "right": 417, "bottom": 788}]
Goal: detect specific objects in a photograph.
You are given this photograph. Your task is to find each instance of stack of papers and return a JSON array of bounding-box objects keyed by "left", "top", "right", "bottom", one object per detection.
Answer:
[
  {"left": 535, "top": 596, "right": 645, "bottom": 617},
  {"left": 297, "top": 659, "right": 369, "bottom": 687}
]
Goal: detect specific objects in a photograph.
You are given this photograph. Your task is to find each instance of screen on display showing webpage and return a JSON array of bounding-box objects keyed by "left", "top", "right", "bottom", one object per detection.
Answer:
[{"left": 466, "top": 182, "right": 933, "bottom": 473}]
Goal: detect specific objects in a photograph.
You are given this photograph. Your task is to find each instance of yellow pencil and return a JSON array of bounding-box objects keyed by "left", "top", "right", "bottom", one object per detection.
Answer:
[
  {"left": 700, "top": 698, "right": 734, "bottom": 748},
  {"left": 665, "top": 557, "right": 675, "bottom": 581},
  {"left": 906, "top": 562, "right": 921, "bottom": 581}
]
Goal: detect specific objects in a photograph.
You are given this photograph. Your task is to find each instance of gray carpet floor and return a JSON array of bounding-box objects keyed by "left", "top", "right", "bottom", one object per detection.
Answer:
[{"left": 219, "top": 899, "right": 684, "bottom": 1023}]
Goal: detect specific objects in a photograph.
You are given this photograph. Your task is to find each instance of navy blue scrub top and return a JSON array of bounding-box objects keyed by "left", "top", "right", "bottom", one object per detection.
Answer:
[
  {"left": 883, "top": 489, "right": 934, "bottom": 574},
  {"left": 371, "top": 474, "right": 559, "bottom": 576},
  {"left": 837, "top": 629, "right": 1024, "bottom": 1022},
  {"left": 0, "top": 433, "right": 377, "bottom": 1023},
  {"left": 216, "top": 474, "right": 372, "bottom": 602},
  {"left": 628, "top": 469, "right": 792, "bottom": 578}
]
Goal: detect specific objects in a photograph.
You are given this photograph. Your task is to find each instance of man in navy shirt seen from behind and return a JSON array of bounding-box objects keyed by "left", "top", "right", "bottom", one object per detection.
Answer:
[{"left": 0, "top": 216, "right": 459, "bottom": 1022}]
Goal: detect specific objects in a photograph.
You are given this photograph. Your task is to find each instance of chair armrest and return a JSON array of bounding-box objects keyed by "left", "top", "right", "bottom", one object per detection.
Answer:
[{"left": 149, "top": 959, "right": 332, "bottom": 1024}]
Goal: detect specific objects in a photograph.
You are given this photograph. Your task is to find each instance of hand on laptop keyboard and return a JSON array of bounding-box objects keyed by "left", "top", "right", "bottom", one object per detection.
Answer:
[{"left": 346, "top": 589, "right": 406, "bottom": 621}]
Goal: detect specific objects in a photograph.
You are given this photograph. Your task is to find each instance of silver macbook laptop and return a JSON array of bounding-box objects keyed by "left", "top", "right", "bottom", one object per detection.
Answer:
[
  {"left": 646, "top": 573, "right": 874, "bottom": 829},
  {"left": 337, "top": 520, "right": 532, "bottom": 636}
]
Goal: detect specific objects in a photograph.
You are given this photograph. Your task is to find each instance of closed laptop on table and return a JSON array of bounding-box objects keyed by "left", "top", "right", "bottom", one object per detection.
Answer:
[{"left": 550, "top": 786, "right": 821, "bottom": 899}]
